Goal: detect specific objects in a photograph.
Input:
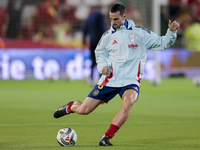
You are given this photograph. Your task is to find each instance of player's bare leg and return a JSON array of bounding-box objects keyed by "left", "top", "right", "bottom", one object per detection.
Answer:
[
  {"left": 54, "top": 97, "right": 104, "bottom": 118},
  {"left": 71, "top": 97, "right": 104, "bottom": 115},
  {"left": 112, "top": 89, "right": 138, "bottom": 127},
  {"left": 100, "top": 89, "right": 138, "bottom": 146}
]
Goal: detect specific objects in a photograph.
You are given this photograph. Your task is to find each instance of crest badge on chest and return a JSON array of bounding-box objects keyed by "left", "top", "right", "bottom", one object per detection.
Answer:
[{"left": 128, "top": 33, "right": 135, "bottom": 43}]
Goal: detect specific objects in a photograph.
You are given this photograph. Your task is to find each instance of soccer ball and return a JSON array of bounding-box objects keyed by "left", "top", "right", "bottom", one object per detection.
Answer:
[{"left": 56, "top": 128, "right": 77, "bottom": 146}]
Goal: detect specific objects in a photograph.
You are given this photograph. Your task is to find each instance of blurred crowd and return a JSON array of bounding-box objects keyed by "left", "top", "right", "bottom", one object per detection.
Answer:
[
  {"left": 0, "top": 0, "right": 142, "bottom": 43},
  {"left": 1, "top": 0, "right": 200, "bottom": 50},
  {"left": 162, "top": 0, "right": 200, "bottom": 51},
  {"left": 0, "top": 0, "right": 111, "bottom": 41}
]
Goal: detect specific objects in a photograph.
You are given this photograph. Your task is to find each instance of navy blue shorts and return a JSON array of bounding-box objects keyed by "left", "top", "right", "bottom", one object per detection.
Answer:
[{"left": 87, "top": 84, "right": 140, "bottom": 103}]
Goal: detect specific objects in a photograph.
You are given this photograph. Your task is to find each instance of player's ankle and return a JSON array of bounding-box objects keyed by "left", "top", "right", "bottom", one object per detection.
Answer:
[
  {"left": 66, "top": 102, "right": 74, "bottom": 113},
  {"left": 105, "top": 124, "right": 120, "bottom": 139}
]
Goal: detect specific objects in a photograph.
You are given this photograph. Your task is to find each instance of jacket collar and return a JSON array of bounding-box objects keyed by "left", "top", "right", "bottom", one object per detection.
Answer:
[{"left": 111, "top": 20, "right": 132, "bottom": 34}]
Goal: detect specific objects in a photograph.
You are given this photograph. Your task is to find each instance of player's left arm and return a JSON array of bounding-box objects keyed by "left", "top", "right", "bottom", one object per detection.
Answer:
[
  {"left": 145, "top": 20, "right": 180, "bottom": 50},
  {"left": 168, "top": 20, "right": 180, "bottom": 32}
]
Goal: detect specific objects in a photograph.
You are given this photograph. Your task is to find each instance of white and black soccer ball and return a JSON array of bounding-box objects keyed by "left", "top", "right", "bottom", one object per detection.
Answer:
[{"left": 56, "top": 128, "right": 77, "bottom": 146}]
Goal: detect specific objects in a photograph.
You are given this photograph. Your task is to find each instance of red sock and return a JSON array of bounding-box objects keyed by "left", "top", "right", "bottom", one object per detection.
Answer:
[
  {"left": 67, "top": 102, "right": 74, "bottom": 113},
  {"left": 105, "top": 124, "right": 120, "bottom": 139}
]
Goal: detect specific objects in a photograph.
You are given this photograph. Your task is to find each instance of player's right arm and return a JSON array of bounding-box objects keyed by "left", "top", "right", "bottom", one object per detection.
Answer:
[
  {"left": 95, "top": 31, "right": 110, "bottom": 75},
  {"left": 101, "top": 66, "right": 111, "bottom": 76}
]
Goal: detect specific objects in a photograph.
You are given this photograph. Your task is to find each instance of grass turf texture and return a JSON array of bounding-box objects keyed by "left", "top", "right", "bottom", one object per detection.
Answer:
[{"left": 0, "top": 78, "right": 200, "bottom": 150}]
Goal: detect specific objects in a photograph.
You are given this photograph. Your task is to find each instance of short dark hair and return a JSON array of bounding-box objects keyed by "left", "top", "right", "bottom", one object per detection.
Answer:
[{"left": 110, "top": 3, "right": 126, "bottom": 16}]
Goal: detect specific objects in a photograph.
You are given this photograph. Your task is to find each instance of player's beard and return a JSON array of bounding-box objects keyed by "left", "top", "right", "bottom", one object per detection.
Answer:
[
  {"left": 113, "top": 24, "right": 120, "bottom": 29},
  {"left": 113, "top": 22, "right": 124, "bottom": 29},
  {"left": 113, "top": 24, "right": 117, "bottom": 29}
]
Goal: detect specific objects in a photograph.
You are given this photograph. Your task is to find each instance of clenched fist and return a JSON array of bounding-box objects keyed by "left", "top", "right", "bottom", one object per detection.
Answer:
[
  {"left": 168, "top": 20, "right": 180, "bottom": 32},
  {"left": 102, "top": 66, "right": 111, "bottom": 76}
]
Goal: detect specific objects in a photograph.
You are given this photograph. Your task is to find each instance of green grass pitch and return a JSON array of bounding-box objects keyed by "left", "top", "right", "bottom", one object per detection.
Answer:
[{"left": 0, "top": 78, "right": 200, "bottom": 150}]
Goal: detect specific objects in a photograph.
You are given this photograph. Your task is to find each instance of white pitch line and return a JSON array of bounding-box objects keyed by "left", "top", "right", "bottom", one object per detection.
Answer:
[{"left": 0, "top": 121, "right": 200, "bottom": 127}]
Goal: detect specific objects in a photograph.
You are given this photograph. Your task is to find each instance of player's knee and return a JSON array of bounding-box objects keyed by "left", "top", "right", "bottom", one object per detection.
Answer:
[
  {"left": 124, "top": 96, "right": 137, "bottom": 106},
  {"left": 122, "top": 97, "right": 137, "bottom": 114},
  {"left": 123, "top": 90, "right": 138, "bottom": 105}
]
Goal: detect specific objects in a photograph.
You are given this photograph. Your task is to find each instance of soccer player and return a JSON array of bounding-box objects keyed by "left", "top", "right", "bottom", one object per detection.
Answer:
[{"left": 54, "top": 3, "right": 180, "bottom": 146}]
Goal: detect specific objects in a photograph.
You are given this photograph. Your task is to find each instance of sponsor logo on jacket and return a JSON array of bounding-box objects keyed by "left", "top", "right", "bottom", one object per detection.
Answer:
[{"left": 128, "top": 44, "right": 138, "bottom": 49}]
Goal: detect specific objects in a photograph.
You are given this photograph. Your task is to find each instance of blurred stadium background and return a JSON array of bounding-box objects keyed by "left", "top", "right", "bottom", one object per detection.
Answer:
[
  {"left": 0, "top": 0, "right": 200, "bottom": 82},
  {"left": 1, "top": 1, "right": 200, "bottom": 149}
]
